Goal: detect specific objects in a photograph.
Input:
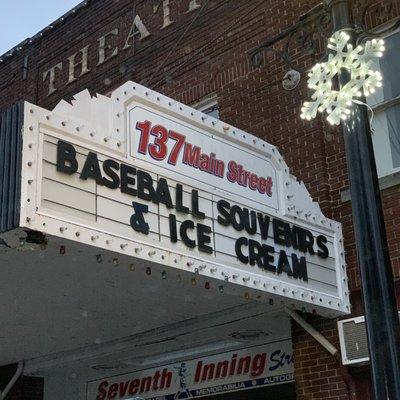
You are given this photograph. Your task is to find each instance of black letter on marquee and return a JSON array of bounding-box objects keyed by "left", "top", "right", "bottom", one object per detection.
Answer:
[
  {"left": 137, "top": 170, "right": 155, "bottom": 201},
  {"left": 169, "top": 214, "right": 178, "bottom": 243},
  {"left": 57, "top": 140, "right": 78, "bottom": 175},
  {"left": 292, "top": 254, "right": 308, "bottom": 281},
  {"left": 235, "top": 237, "right": 249, "bottom": 264},
  {"left": 249, "top": 239, "right": 263, "bottom": 267},
  {"left": 277, "top": 250, "right": 293, "bottom": 277},
  {"left": 180, "top": 220, "right": 196, "bottom": 248},
  {"left": 257, "top": 213, "right": 270, "bottom": 240},
  {"left": 262, "top": 244, "right": 276, "bottom": 272},
  {"left": 121, "top": 164, "right": 138, "bottom": 196},
  {"left": 244, "top": 209, "right": 257, "bottom": 236},
  {"left": 176, "top": 184, "right": 190, "bottom": 214},
  {"left": 155, "top": 178, "right": 173, "bottom": 208},
  {"left": 80, "top": 152, "right": 103, "bottom": 185},
  {"left": 231, "top": 205, "right": 245, "bottom": 231},
  {"left": 130, "top": 202, "right": 149, "bottom": 235},
  {"left": 273, "top": 219, "right": 286, "bottom": 246},
  {"left": 197, "top": 224, "right": 213, "bottom": 254},
  {"left": 192, "top": 190, "right": 205, "bottom": 219},
  {"left": 285, "top": 224, "right": 299, "bottom": 249},
  {"left": 217, "top": 200, "right": 231, "bottom": 226},
  {"left": 317, "top": 235, "right": 329, "bottom": 258},
  {"left": 298, "top": 228, "right": 315, "bottom": 255},
  {"left": 102, "top": 159, "right": 120, "bottom": 189}
]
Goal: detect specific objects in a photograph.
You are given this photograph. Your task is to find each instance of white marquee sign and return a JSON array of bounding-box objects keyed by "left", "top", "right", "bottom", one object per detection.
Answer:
[{"left": 18, "top": 81, "right": 349, "bottom": 315}]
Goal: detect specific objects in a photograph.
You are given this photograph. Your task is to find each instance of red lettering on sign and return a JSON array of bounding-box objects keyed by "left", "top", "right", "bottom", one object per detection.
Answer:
[
  {"left": 168, "top": 130, "right": 186, "bottom": 165},
  {"left": 134, "top": 121, "right": 273, "bottom": 196},
  {"left": 149, "top": 124, "right": 168, "bottom": 160},
  {"left": 227, "top": 161, "right": 273, "bottom": 197},
  {"left": 136, "top": 120, "right": 151, "bottom": 154},
  {"left": 128, "top": 379, "right": 140, "bottom": 395},
  {"left": 182, "top": 143, "right": 200, "bottom": 166},
  {"left": 108, "top": 383, "right": 118, "bottom": 399},
  {"left": 96, "top": 381, "right": 108, "bottom": 400}
]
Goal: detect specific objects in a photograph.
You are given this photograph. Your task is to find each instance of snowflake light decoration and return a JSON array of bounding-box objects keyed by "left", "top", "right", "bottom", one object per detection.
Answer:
[{"left": 300, "top": 31, "right": 385, "bottom": 125}]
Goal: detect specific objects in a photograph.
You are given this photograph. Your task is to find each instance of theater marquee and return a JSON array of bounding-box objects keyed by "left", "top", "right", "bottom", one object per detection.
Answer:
[{"left": 9, "top": 81, "right": 348, "bottom": 315}]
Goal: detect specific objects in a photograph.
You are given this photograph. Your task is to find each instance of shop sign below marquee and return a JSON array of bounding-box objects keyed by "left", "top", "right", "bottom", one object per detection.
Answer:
[
  {"left": 86, "top": 340, "right": 294, "bottom": 400},
  {"left": 11, "top": 81, "right": 349, "bottom": 315}
]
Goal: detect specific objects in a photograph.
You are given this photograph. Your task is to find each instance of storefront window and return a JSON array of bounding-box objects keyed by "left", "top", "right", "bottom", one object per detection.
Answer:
[{"left": 368, "top": 29, "right": 400, "bottom": 177}]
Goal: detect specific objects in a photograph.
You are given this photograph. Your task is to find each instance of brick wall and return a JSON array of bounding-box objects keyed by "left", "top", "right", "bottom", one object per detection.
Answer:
[
  {"left": 291, "top": 317, "right": 349, "bottom": 400},
  {"left": 291, "top": 315, "right": 373, "bottom": 400},
  {"left": 1, "top": 0, "right": 400, "bottom": 399}
]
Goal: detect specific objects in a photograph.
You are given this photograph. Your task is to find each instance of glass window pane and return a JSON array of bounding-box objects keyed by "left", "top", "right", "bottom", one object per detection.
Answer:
[
  {"left": 372, "top": 104, "right": 400, "bottom": 176},
  {"left": 386, "top": 105, "right": 400, "bottom": 169},
  {"left": 202, "top": 104, "right": 219, "bottom": 119},
  {"left": 368, "top": 30, "right": 400, "bottom": 107},
  {"left": 369, "top": 30, "right": 400, "bottom": 176},
  {"left": 381, "top": 32, "right": 400, "bottom": 100}
]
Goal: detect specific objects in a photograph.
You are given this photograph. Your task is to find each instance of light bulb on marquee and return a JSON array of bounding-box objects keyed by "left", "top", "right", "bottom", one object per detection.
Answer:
[{"left": 300, "top": 31, "right": 385, "bottom": 125}]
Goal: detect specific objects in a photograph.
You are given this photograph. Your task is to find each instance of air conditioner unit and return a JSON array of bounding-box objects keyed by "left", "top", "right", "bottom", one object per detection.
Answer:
[{"left": 338, "top": 313, "right": 400, "bottom": 365}]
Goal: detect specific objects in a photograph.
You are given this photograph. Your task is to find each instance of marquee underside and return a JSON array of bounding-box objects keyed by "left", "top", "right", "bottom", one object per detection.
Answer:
[{"left": 0, "top": 229, "right": 291, "bottom": 379}]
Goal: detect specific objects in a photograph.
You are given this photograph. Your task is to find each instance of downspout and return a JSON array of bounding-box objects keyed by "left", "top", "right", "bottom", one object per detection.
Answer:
[
  {"left": 286, "top": 308, "right": 357, "bottom": 400},
  {"left": 0, "top": 362, "right": 24, "bottom": 400}
]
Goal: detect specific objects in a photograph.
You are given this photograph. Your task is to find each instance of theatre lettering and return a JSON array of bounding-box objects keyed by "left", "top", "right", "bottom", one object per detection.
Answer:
[
  {"left": 42, "top": 0, "right": 203, "bottom": 96},
  {"left": 57, "top": 140, "right": 329, "bottom": 282}
]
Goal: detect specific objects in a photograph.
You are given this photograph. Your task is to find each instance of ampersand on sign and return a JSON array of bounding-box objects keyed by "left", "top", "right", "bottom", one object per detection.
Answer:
[{"left": 130, "top": 202, "right": 150, "bottom": 235}]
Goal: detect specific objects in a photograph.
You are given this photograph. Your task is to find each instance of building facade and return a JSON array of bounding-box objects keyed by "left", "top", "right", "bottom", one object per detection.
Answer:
[{"left": 0, "top": 0, "right": 399, "bottom": 399}]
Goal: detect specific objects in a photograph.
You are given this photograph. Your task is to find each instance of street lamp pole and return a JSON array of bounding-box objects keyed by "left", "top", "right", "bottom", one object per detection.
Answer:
[
  {"left": 327, "top": 1, "right": 400, "bottom": 399},
  {"left": 249, "top": 0, "right": 400, "bottom": 397}
]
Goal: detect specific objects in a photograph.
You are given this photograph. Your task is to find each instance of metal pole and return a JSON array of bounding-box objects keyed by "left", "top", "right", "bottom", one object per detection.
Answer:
[{"left": 326, "top": 1, "right": 400, "bottom": 399}]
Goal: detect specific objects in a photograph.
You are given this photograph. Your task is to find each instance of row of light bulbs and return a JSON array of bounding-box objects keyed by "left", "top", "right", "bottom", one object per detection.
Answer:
[
  {"left": 22, "top": 224, "right": 342, "bottom": 314},
  {"left": 50, "top": 240, "right": 321, "bottom": 312}
]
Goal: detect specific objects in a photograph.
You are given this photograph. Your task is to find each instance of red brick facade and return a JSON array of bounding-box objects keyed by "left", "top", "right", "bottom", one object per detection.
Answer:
[
  {"left": 292, "top": 317, "right": 350, "bottom": 400},
  {"left": 1, "top": 0, "right": 399, "bottom": 398}
]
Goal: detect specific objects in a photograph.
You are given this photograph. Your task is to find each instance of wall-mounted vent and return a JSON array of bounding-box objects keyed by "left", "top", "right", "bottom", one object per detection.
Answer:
[{"left": 338, "top": 313, "right": 400, "bottom": 365}]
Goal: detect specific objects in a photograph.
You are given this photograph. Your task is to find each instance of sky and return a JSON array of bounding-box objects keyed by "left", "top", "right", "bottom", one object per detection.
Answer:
[{"left": 0, "top": 0, "right": 83, "bottom": 55}]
